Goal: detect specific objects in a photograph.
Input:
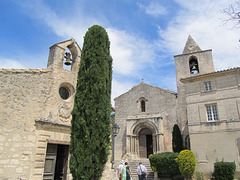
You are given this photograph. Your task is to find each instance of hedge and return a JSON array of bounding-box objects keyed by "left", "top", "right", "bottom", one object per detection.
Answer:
[
  {"left": 213, "top": 161, "right": 236, "bottom": 180},
  {"left": 149, "top": 152, "right": 181, "bottom": 177}
]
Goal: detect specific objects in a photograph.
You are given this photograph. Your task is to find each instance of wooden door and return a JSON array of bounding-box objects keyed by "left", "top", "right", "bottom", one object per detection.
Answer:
[
  {"left": 146, "top": 135, "right": 153, "bottom": 158},
  {"left": 43, "top": 144, "right": 69, "bottom": 180},
  {"left": 43, "top": 144, "right": 58, "bottom": 180},
  {"left": 55, "top": 145, "right": 69, "bottom": 180}
]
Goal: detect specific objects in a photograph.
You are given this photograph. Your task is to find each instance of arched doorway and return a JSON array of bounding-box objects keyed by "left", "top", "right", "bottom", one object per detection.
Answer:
[
  {"left": 139, "top": 128, "right": 153, "bottom": 158},
  {"left": 127, "top": 120, "right": 162, "bottom": 159}
]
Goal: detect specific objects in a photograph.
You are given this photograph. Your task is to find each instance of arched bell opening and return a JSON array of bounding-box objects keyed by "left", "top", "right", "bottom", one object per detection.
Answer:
[
  {"left": 189, "top": 56, "right": 199, "bottom": 74},
  {"left": 63, "top": 47, "right": 72, "bottom": 71},
  {"left": 47, "top": 39, "right": 81, "bottom": 72},
  {"left": 62, "top": 43, "right": 79, "bottom": 72}
]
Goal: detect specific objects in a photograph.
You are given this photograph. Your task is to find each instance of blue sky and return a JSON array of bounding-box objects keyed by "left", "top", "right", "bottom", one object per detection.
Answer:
[{"left": 0, "top": 0, "right": 239, "bottom": 105}]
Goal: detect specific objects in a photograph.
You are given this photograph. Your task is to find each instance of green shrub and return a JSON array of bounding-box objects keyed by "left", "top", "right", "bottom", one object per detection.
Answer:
[
  {"left": 149, "top": 152, "right": 181, "bottom": 177},
  {"left": 213, "top": 161, "right": 236, "bottom": 180},
  {"left": 176, "top": 150, "right": 196, "bottom": 179}
]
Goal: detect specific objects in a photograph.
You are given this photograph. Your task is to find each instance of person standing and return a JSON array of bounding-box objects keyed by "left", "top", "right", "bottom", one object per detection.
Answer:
[
  {"left": 137, "top": 162, "right": 147, "bottom": 180},
  {"left": 121, "top": 162, "right": 133, "bottom": 180},
  {"left": 118, "top": 160, "right": 125, "bottom": 180}
]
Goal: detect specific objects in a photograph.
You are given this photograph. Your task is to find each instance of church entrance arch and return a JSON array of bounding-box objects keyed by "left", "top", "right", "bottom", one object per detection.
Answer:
[{"left": 128, "top": 120, "right": 162, "bottom": 158}]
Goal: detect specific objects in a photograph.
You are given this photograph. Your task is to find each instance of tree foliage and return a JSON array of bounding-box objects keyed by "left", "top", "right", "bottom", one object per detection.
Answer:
[
  {"left": 172, "top": 124, "right": 184, "bottom": 153},
  {"left": 70, "top": 25, "right": 113, "bottom": 180},
  {"left": 222, "top": 1, "right": 240, "bottom": 29}
]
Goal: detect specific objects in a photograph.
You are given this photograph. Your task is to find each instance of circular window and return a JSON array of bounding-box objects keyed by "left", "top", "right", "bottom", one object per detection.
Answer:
[
  {"left": 59, "top": 83, "right": 75, "bottom": 100},
  {"left": 59, "top": 87, "right": 70, "bottom": 100}
]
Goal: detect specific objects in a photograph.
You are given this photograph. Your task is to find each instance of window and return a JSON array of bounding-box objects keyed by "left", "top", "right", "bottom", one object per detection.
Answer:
[
  {"left": 59, "top": 83, "right": 75, "bottom": 100},
  {"left": 140, "top": 100, "right": 146, "bottom": 112},
  {"left": 59, "top": 87, "right": 70, "bottom": 100},
  {"left": 138, "top": 97, "right": 147, "bottom": 112},
  {"left": 206, "top": 104, "right": 219, "bottom": 121},
  {"left": 236, "top": 138, "right": 240, "bottom": 158},
  {"left": 204, "top": 82, "right": 212, "bottom": 91}
]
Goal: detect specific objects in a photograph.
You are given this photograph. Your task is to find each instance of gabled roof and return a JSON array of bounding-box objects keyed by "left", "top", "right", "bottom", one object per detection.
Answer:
[
  {"left": 50, "top": 38, "right": 81, "bottom": 52},
  {"left": 114, "top": 82, "right": 177, "bottom": 100},
  {"left": 182, "top": 35, "right": 202, "bottom": 54}
]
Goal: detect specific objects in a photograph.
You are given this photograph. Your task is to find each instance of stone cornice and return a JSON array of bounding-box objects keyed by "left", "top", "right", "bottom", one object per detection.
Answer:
[
  {"left": 0, "top": 68, "right": 51, "bottom": 73},
  {"left": 35, "top": 119, "right": 71, "bottom": 128},
  {"left": 174, "top": 49, "right": 212, "bottom": 57},
  {"left": 127, "top": 113, "right": 162, "bottom": 120},
  {"left": 181, "top": 67, "right": 240, "bottom": 83}
]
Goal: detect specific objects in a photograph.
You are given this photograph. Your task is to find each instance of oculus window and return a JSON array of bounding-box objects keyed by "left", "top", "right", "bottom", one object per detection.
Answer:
[
  {"left": 59, "top": 87, "right": 70, "bottom": 100},
  {"left": 59, "top": 82, "right": 75, "bottom": 100}
]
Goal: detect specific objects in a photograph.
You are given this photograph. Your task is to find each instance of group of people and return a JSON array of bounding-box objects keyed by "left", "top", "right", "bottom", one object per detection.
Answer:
[{"left": 117, "top": 160, "right": 147, "bottom": 180}]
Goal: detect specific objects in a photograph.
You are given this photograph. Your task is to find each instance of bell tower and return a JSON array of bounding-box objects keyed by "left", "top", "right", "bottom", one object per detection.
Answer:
[
  {"left": 47, "top": 38, "right": 81, "bottom": 73},
  {"left": 45, "top": 39, "right": 81, "bottom": 125},
  {"left": 174, "top": 35, "right": 215, "bottom": 86},
  {"left": 174, "top": 35, "right": 215, "bottom": 132}
]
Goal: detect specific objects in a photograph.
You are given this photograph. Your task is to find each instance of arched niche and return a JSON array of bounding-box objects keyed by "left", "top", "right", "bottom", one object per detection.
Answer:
[{"left": 189, "top": 56, "right": 199, "bottom": 74}]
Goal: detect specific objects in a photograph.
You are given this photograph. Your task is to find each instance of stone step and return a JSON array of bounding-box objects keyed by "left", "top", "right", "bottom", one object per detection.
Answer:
[{"left": 128, "top": 159, "right": 154, "bottom": 180}]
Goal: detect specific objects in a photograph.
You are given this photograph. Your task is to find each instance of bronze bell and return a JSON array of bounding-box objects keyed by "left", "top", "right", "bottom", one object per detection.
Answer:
[
  {"left": 64, "top": 52, "right": 72, "bottom": 66},
  {"left": 191, "top": 65, "right": 197, "bottom": 70}
]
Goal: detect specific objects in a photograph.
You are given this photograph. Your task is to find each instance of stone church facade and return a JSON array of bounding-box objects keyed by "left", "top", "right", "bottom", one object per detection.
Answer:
[
  {"left": 0, "top": 39, "right": 81, "bottom": 179},
  {"left": 0, "top": 36, "right": 240, "bottom": 179},
  {"left": 114, "top": 36, "right": 240, "bottom": 176}
]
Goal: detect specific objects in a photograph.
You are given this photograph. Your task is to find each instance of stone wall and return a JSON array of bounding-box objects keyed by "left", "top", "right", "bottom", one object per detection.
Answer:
[
  {"left": 0, "top": 69, "right": 52, "bottom": 179},
  {"left": 182, "top": 68, "right": 240, "bottom": 173},
  {"left": 0, "top": 39, "right": 82, "bottom": 179}
]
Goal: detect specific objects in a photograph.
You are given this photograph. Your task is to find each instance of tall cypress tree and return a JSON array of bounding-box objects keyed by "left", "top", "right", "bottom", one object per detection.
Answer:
[
  {"left": 172, "top": 124, "right": 184, "bottom": 153},
  {"left": 70, "top": 25, "right": 113, "bottom": 180}
]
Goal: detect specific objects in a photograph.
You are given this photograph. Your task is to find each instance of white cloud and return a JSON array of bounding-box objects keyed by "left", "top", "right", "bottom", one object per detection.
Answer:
[
  {"left": 137, "top": 1, "right": 168, "bottom": 17},
  {"left": 0, "top": 58, "right": 25, "bottom": 69},
  {"left": 16, "top": 0, "right": 98, "bottom": 46},
  {"left": 17, "top": 0, "right": 158, "bottom": 78},
  {"left": 107, "top": 28, "right": 156, "bottom": 76},
  {"left": 158, "top": 0, "right": 240, "bottom": 71}
]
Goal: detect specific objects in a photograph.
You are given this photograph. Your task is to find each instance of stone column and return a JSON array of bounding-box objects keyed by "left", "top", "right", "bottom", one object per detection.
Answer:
[
  {"left": 155, "top": 133, "right": 163, "bottom": 153},
  {"left": 133, "top": 135, "right": 138, "bottom": 155},
  {"left": 158, "top": 133, "right": 164, "bottom": 153},
  {"left": 136, "top": 135, "right": 139, "bottom": 157},
  {"left": 152, "top": 134, "right": 157, "bottom": 154},
  {"left": 126, "top": 135, "right": 131, "bottom": 154}
]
